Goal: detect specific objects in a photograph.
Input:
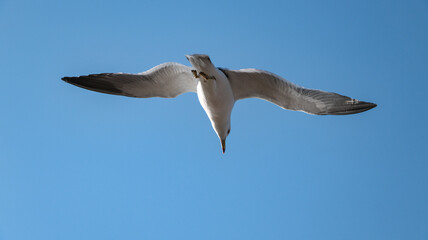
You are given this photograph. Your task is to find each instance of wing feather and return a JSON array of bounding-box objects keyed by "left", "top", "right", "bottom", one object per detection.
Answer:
[
  {"left": 221, "top": 68, "right": 376, "bottom": 115},
  {"left": 62, "top": 62, "right": 197, "bottom": 98}
]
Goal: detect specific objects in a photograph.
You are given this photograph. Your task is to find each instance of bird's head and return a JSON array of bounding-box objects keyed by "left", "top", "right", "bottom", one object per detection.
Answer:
[
  {"left": 212, "top": 120, "right": 231, "bottom": 154},
  {"left": 185, "top": 54, "right": 213, "bottom": 70}
]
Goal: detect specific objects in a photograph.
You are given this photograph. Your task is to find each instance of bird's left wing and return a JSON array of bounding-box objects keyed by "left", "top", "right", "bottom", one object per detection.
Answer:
[
  {"left": 62, "top": 62, "right": 197, "bottom": 98},
  {"left": 221, "top": 68, "right": 376, "bottom": 115}
]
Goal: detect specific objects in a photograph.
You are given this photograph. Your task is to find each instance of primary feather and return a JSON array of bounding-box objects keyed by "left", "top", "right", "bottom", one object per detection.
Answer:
[
  {"left": 220, "top": 68, "right": 376, "bottom": 115},
  {"left": 62, "top": 62, "right": 197, "bottom": 98}
]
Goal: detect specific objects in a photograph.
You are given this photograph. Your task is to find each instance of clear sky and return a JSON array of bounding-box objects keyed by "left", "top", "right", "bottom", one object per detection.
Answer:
[{"left": 1, "top": 0, "right": 427, "bottom": 239}]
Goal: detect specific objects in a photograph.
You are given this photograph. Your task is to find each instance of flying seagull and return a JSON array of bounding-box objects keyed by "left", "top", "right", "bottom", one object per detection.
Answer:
[{"left": 62, "top": 54, "right": 376, "bottom": 153}]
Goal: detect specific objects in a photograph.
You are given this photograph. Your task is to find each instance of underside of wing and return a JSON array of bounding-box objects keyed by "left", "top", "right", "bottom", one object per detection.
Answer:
[
  {"left": 221, "top": 68, "right": 377, "bottom": 115},
  {"left": 62, "top": 62, "right": 197, "bottom": 98}
]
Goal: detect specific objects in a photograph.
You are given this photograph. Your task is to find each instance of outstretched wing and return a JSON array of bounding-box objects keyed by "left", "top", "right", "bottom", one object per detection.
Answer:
[
  {"left": 221, "top": 68, "right": 376, "bottom": 115},
  {"left": 62, "top": 62, "right": 197, "bottom": 98}
]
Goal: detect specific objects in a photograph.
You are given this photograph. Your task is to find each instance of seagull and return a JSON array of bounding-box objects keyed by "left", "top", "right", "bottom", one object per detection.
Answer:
[{"left": 62, "top": 54, "right": 376, "bottom": 153}]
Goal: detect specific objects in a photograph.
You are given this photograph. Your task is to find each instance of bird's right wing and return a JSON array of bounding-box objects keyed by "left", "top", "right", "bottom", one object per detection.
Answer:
[
  {"left": 62, "top": 62, "right": 197, "bottom": 98},
  {"left": 222, "top": 68, "right": 376, "bottom": 115}
]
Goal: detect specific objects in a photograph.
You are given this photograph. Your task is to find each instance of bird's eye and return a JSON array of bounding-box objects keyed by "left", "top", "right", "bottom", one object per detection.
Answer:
[{"left": 227, "top": 129, "right": 231, "bottom": 134}]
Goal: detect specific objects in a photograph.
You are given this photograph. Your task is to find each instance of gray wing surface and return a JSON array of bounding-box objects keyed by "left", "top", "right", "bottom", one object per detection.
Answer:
[
  {"left": 221, "top": 68, "right": 376, "bottom": 115},
  {"left": 62, "top": 62, "right": 197, "bottom": 98}
]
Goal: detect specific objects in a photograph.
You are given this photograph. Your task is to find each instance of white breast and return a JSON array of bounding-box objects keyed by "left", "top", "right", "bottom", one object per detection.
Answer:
[{"left": 196, "top": 69, "right": 235, "bottom": 122}]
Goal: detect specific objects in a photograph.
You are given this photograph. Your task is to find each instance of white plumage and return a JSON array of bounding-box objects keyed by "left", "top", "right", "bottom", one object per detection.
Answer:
[{"left": 62, "top": 54, "right": 376, "bottom": 153}]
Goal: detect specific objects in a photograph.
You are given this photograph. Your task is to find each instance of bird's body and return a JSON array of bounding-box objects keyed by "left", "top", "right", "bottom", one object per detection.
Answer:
[
  {"left": 191, "top": 57, "right": 234, "bottom": 149},
  {"left": 62, "top": 54, "right": 376, "bottom": 153},
  {"left": 196, "top": 71, "right": 234, "bottom": 133}
]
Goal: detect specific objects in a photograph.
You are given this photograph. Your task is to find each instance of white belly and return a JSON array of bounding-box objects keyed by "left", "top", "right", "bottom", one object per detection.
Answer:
[{"left": 196, "top": 74, "right": 235, "bottom": 122}]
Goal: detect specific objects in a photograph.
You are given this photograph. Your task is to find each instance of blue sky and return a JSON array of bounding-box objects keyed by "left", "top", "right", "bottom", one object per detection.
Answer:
[{"left": 1, "top": 0, "right": 427, "bottom": 239}]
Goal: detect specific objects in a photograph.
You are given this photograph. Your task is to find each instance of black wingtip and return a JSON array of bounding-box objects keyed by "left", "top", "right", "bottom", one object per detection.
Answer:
[
  {"left": 347, "top": 101, "right": 377, "bottom": 115},
  {"left": 364, "top": 102, "right": 377, "bottom": 111},
  {"left": 60, "top": 74, "right": 124, "bottom": 95},
  {"left": 368, "top": 102, "right": 377, "bottom": 110},
  {"left": 326, "top": 101, "right": 377, "bottom": 115}
]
